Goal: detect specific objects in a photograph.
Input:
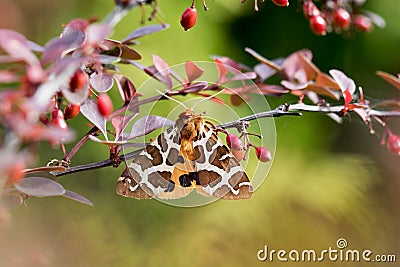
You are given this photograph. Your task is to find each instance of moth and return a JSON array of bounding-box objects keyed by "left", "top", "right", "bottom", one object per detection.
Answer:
[{"left": 116, "top": 109, "right": 253, "bottom": 200}]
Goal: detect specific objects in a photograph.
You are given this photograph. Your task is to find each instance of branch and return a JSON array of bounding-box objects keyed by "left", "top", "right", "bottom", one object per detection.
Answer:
[{"left": 53, "top": 102, "right": 400, "bottom": 178}]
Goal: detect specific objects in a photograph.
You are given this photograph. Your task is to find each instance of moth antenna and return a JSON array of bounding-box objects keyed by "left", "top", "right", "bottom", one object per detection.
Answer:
[
  {"left": 192, "top": 89, "right": 226, "bottom": 111},
  {"left": 155, "top": 90, "right": 187, "bottom": 109}
]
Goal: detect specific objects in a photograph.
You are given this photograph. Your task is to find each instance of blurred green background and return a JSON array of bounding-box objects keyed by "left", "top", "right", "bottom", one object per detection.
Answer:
[{"left": 1, "top": 0, "right": 399, "bottom": 266}]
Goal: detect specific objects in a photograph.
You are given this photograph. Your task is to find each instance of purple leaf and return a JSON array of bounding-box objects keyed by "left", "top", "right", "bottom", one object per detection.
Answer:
[
  {"left": 185, "top": 61, "right": 204, "bottom": 83},
  {"left": 254, "top": 63, "right": 278, "bottom": 82},
  {"left": 62, "top": 190, "right": 93, "bottom": 206},
  {"left": 376, "top": 71, "right": 400, "bottom": 91},
  {"left": 120, "top": 44, "right": 141, "bottom": 60},
  {"left": 329, "top": 69, "right": 356, "bottom": 95},
  {"left": 90, "top": 70, "right": 114, "bottom": 93},
  {"left": 153, "top": 55, "right": 172, "bottom": 88},
  {"left": 144, "top": 65, "right": 171, "bottom": 86},
  {"left": 230, "top": 72, "right": 257, "bottom": 82},
  {"left": 86, "top": 23, "right": 112, "bottom": 46},
  {"left": 114, "top": 74, "right": 136, "bottom": 103},
  {"left": 245, "top": 47, "right": 282, "bottom": 72},
  {"left": 126, "top": 116, "right": 174, "bottom": 140},
  {"left": 184, "top": 81, "right": 209, "bottom": 93},
  {"left": 80, "top": 99, "right": 107, "bottom": 138},
  {"left": 1, "top": 194, "right": 23, "bottom": 209},
  {"left": 24, "top": 166, "right": 67, "bottom": 174},
  {"left": 212, "top": 56, "right": 241, "bottom": 72},
  {"left": 0, "top": 29, "right": 37, "bottom": 65},
  {"left": 41, "top": 23, "right": 86, "bottom": 64},
  {"left": 27, "top": 40, "right": 44, "bottom": 52},
  {"left": 364, "top": 10, "right": 386, "bottom": 28},
  {"left": 281, "top": 80, "right": 309, "bottom": 90},
  {"left": 89, "top": 135, "right": 126, "bottom": 146},
  {"left": 98, "top": 54, "right": 120, "bottom": 64},
  {"left": 112, "top": 113, "right": 138, "bottom": 140},
  {"left": 32, "top": 59, "right": 81, "bottom": 112},
  {"left": 121, "top": 24, "right": 170, "bottom": 43},
  {"left": 214, "top": 58, "right": 228, "bottom": 84},
  {"left": 15, "top": 177, "right": 65, "bottom": 197}
]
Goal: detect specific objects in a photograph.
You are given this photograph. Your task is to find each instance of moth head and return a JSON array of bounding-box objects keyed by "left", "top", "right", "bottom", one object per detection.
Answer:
[{"left": 178, "top": 109, "right": 196, "bottom": 120}]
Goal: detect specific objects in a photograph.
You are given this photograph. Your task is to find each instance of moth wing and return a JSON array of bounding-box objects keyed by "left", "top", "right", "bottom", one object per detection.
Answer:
[
  {"left": 193, "top": 128, "right": 253, "bottom": 199},
  {"left": 116, "top": 167, "right": 152, "bottom": 199},
  {"left": 116, "top": 126, "right": 195, "bottom": 199}
]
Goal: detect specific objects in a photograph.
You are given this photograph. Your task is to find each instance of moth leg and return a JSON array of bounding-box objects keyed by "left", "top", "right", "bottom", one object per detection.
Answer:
[{"left": 164, "top": 180, "right": 176, "bottom": 192}]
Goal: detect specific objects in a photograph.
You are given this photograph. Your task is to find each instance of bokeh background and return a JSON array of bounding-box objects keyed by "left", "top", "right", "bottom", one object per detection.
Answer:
[{"left": 0, "top": 0, "right": 399, "bottom": 266}]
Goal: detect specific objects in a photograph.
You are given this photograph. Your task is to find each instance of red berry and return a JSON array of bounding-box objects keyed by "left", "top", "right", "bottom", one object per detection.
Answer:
[
  {"left": 64, "top": 103, "right": 80, "bottom": 119},
  {"left": 232, "top": 149, "right": 243, "bottom": 161},
  {"left": 255, "top": 146, "right": 272, "bottom": 162},
  {"left": 180, "top": 6, "right": 197, "bottom": 31},
  {"left": 333, "top": 8, "right": 351, "bottom": 30},
  {"left": 226, "top": 134, "right": 242, "bottom": 150},
  {"left": 387, "top": 135, "right": 400, "bottom": 155},
  {"left": 271, "top": 0, "right": 289, "bottom": 7},
  {"left": 69, "top": 70, "right": 88, "bottom": 92},
  {"left": 353, "top": 15, "right": 372, "bottom": 32},
  {"left": 303, "top": 0, "right": 319, "bottom": 19},
  {"left": 310, "top": 15, "right": 327, "bottom": 35},
  {"left": 51, "top": 109, "right": 68, "bottom": 130},
  {"left": 97, "top": 94, "right": 113, "bottom": 117}
]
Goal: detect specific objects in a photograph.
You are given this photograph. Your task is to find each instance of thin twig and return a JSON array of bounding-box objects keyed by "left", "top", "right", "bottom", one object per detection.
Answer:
[{"left": 54, "top": 102, "right": 400, "bottom": 178}]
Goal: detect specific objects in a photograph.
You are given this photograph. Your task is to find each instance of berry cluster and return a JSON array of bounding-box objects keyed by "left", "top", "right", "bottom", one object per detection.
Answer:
[
  {"left": 180, "top": 0, "right": 290, "bottom": 31},
  {"left": 226, "top": 134, "right": 272, "bottom": 163},
  {"left": 40, "top": 70, "right": 114, "bottom": 133},
  {"left": 302, "top": 0, "right": 381, "bottom": 36}
]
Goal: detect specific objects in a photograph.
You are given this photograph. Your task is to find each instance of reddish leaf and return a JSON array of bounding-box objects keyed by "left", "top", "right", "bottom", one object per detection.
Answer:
[
  {"left": 297, "top": 51, "right": 321, "bottom": 80},
  {"left": 257, "top": 85, "right": 289, "bottom": 95},
  {"left": 184, "top": 81, "right": 208, "bottom": 93},
  {"left": 281, "top": 80, "right": 309, "bottom": 90},
  {"left": 23, "top": 166, "right": 67, "bottom": 174},
  {"left": 214, "top": 58, "right": 228, "bottom": 84},
  {"left": 120, "top": 44, "right": 141, "bottom": 60},
  {"left": 230, "top": 72, "right": 257, "bottom": 81},
  {"left": 15, "top": 177, "right": 65, "bottom": 197},
  {"left": 80, "top": 98, "right": 107, "bottom": 138},
  {"left": 32, "top": 59, "right": 81, "bottom": 112},
  {"left": 88, "top": 135, "right": 126, "bottom": 146},
  {"left": 90, "top": 70, "right": 114, "bottom": 93},
  {"left": 152, "top": 55, "right": 172, "bottom": 88},
  {"left": 114, "top": 74, "right": 136, "bottom": 103},
  {"left": 185, "top": 61, "right": 204, "bottom": 83},
  {"left": 86, "top": 23, "right": 112, "bottom": 46},
  {"left": 1, "top": 194, "right": 23, "bottom": 209},
  {"left": 111, "top": 114, "right": 137, "bottom": 140},
  {"left": 315, "top": 72, "right": 341, "bottom": 90},
  {"left": 244, "top": 47, "right": 282, "bottom": 72},
  {"left": 195, "top": 93, "right": 226, "bottom": 106},
  {"left": 213, "top": 57, "right": 242, "bottom": 72},
  {"left": 41, "top": 23, "right": 86, "bottom": 64},
  {"left": 121, "top": 24, "right": 170, "bottom": 43},
  {"left": 306, "top": 84, "right": 341, "bottom": 100},
  {"left": 329, "top": 69, "right": 356, "bottom": 95},
  {"left": 144, "top": 65, "right": 171, "bottom": 87},
  {"left": 62, "top": 190, "right": 93, "bottom": 206},
  {"left": 376, "top": 70, "right": 400, "bottom": 90},
  {"left": 126, "top": 116, "right": 174, "bottom": 140},
  {"left": 0, "top": 29, "right": 37, "bottom": 64},
  {"left": 364, "top": 10, "right": 386, "bottom": 28},
  {"left": 254, "top": 63, "right": 279, "bottom": 82}
]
